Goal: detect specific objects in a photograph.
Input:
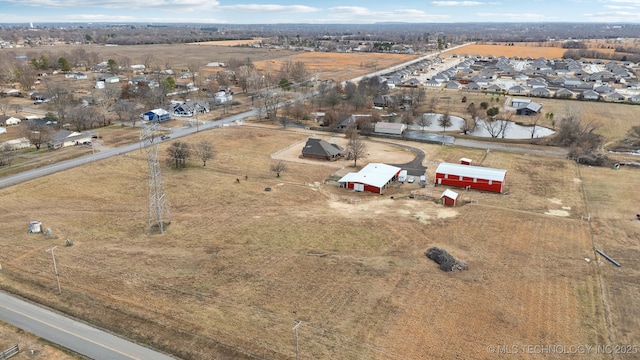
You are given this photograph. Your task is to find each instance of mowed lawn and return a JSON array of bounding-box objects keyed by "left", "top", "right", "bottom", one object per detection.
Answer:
[{"left": 0, "top": 125, "right": 613, "bottom": 359}]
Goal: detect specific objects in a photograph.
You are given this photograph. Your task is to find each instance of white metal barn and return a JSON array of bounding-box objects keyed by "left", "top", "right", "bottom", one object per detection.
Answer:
[
  {"left": 374, "top": 122, "right": 407, "bottom": 136},
  {"left": 338, "top": 163, "right": 401, "bottom": 194}
]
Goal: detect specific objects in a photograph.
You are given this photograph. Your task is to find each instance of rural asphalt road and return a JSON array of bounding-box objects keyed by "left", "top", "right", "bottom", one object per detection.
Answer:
[
  {"left": 0, "top": 110, "right": 253, "bottom": 190},
  {"left": 0, "top": 291, "right": 175, "bottom": 360}
]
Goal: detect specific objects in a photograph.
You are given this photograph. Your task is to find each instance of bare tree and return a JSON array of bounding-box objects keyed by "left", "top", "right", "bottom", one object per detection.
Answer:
[
  {"left": 417, "top": 113, "right": 433, "bottom": 131},
  {"left": 280, "top": 101, "right": 292, "bottom": 126},
  {"left": 45, "top": 82, "right": 75, "bottom": 124},
  {"left": 15, "top": 61, "right": 36, "bottom": 92},
  {"left": 0, "top": 100, "right": 9, "bottom": 115},
  {"left": 93, "top": 84, "right": 121, "bottom": 126},
  {"left": 142, "top": 53, "right": 155, "bottom": 70},
  {"left": 347, "top": 130, "right": 367, "bottom": 167},
  {"left": 401, "top": 113, "right": 414, "bottom": 129},
  {"left": 482, "top": 119, "right": 502, "bottom": 138},
  {"left": 21, "top": 121, "right": 53, "bottom": 150},
  {"left": 551, "top": 112, "right": 603, "bottom": 154},
  {"left": 528, "top": 113, "right": 541, "bottom": 139},
  {"left": 166, "top": 141, "right": 191, "bottom": 168},
  {"left": 0, "top": 143, "right": 18, "bottom": 167},
  {"left": 289, "top": 61, "right": 309, "bottom": 85},
  {"left": 67, "top": 106, "right": 99, "bottom": 131},
  {"left": 438, "top": 112, "right": 452, "bottom": 134},
  {"left": 193, "top": 140, "right": 215, "bottom": 167},
  {"left": 498, "top": 111, "right": 514, "bottom": 139},
  {"left": 292, "top": 101, "right": 306, "bottom": 123},
  {"left": 428, "top": 96, "right": 438, "bottom": 113},
  {"left": 112, "top": 100, "right": 140, "bottom": 127},
  {"left": 323, "top": 109, "right": 338, "bottom": 128},
  {"left": 261, "top": 89, "right": 282, "bottom": 120},
  {"left": 270, "top": 161, "right": 288, "bottom": 177}
]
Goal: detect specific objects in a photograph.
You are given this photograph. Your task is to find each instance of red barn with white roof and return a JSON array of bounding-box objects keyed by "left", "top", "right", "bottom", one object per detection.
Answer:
[
  {"left": 338, "top": 163, "right": 401, "bottom": 194},
  {"left": 435, "top": 162, "right": 507, "bottom": 193}
]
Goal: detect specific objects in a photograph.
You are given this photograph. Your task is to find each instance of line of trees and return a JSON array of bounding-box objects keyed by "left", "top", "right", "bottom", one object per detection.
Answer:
[{"left": 166, "top": 140, "right": 215, "bottom": 168}]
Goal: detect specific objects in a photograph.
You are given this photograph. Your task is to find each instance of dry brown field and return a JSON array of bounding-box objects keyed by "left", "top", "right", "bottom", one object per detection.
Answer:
[
  {"left": 253, "top": 52, "right": 417, "bottom": 82},
  {"left": 452, "top": 44, "right": 569, "bottom": 59},
  {"left": 2, "top": 42, "right": 640, "bottom": 359},
  {"left": 0, "top": 124, "right": 621, "bottom": 359},
  {"left": 452, "top": 43, "right": 618, "bottom": 59},
  {"left": 189, "top": 39, "right": 265, "bottom": 46}
]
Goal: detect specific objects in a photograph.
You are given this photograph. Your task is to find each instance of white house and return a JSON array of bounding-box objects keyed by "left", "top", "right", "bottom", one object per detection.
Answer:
[
  {"left": 1, "top": 137, "right": 30, "bottom": 150},
  {"left": 1, "top": 115, "right": 21, "bottom": 126}
]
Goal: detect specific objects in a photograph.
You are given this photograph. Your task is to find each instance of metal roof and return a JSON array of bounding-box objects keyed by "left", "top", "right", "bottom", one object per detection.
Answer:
[
  {"left": 436, "top": 162, "right": 506, "bottom": 182},
  {"left": 441, "top": 189, "right": 459, "bottom": 200},
  {"left": 338, "top": 163, "right": 401, "bottom": 189}
]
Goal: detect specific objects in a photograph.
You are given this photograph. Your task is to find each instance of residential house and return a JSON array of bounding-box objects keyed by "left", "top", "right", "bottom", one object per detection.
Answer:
[
  {"left": 508, "top": 85, "right": 527, "bottom": 95},
  {"left": 1, "top": 137, "right": 30, "bottom": 150},
  {"left": 48, "top": 130, "right": 92, "bottom": 149},
  {"left": 172, "top": 100, "right": 210, "bottom": 117},
  {"left": 424, "top": 79, "right": 441, "bottom": 87},
  {"left": 554, "top": 88, "right": 575, "bottom": 99},
  {"left": 581, "top": 90, "right": 600, "bottom": 100},
  {"left": 445, "top": 81, "right": 462, "bottom": 89},
  {"left": 530, "top": 87, "right": 551, "bottom": 97},
  {"left": 603, "top": 92, "right": 625, "bottom": 101},
  {"left": 404, "top": 78, "right": 421, "bottom": 87},
  {"left": 466, "top": 82, "right": 482, "bottom": 90},
  {"left": 629, "top": 95, "right": 640, "bottom": 103},
  {"left": 301, "top": 138, "right": 345, "bottom": 161},
  {"left": 373, "top": 94, "right": 398, "bottom": 108},
  {"left": 486, "top": 84, "right": 503, "bottom": 93},
  {"left": 1, "top": 115, "right": 21, "bottom": 126},
  {"left": 515, "top": 101, "right": 542, "bottom": 116}
]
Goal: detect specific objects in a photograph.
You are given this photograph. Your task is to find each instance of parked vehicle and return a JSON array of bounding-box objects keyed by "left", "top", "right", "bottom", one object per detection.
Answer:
[
  {"left": 419, "top": 175, "right": 427, "bottom": 187},
  {"left": 397, "top": 170, "right": 407, "bottom": 183},
  {"left": 160, "top": 135, "right": 171, "bottom": 140},
  {"left": 407, "top": 175, "right": 415, "bottom": 183}
]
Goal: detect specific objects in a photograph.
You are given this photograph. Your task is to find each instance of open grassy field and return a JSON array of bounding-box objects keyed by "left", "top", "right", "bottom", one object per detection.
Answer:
[{"left": 0, "top": 124, "right": 620, "bottom": 359}]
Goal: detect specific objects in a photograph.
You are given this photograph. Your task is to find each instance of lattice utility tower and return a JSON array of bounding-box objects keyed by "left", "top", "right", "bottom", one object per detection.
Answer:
[{"left": 141, "top": 122, "right": 170, "bottom": 234}]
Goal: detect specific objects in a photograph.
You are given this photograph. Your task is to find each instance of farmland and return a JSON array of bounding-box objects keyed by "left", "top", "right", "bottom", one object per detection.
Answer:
[
  {"left": 1, "top": 123, "right": 630, "bottom": 359},
  {"left": 1, "top": 41, "right": 640, "bottom": 360}
]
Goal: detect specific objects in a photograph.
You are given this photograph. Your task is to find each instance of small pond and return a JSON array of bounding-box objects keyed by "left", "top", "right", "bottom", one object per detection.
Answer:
[{"left": 416, "top": 113, "right": 555, "bottom": 140}]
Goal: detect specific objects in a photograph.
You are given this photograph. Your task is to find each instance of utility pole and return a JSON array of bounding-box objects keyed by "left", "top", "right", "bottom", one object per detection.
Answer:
[
  {"left": 293, "top": 320, "right": 301, "bottom": 360},
  {"left": 45, "top": 246, "right": 61, "bottom": 295}
]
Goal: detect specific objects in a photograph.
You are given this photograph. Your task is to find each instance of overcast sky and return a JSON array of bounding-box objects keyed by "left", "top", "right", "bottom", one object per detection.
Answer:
[{"left": 1, "top": 0, "right": 640, "bottom": 24}]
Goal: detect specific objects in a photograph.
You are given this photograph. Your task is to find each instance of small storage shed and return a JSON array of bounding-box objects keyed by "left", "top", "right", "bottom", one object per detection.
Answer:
[
  {"left": 338, "top": 163, "right": 401, "bottom": 194},
  {"left": 441, "top": 189, "right": 459, "bottom": 207},
  {"left": 435, "top": 162, "right": 507, "bottom": 193}
]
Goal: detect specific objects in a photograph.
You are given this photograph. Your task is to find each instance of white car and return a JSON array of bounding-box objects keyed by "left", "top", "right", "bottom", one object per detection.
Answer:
[{"left": 407, "top": 176, "right": 415, "bottom": 183}]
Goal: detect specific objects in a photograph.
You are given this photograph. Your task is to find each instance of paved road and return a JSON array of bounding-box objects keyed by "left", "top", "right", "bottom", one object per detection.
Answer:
[
  {"left": 0, "top": 110, "right": 255, "bottom": 190},
  {"left": 0, "top": 291, "right": 175, "bottom": 360}
]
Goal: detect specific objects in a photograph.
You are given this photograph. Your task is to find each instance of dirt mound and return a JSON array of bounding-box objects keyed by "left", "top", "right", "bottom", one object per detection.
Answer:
[{"left": 425, "top": 247, "right": 468, "bottom": 272}]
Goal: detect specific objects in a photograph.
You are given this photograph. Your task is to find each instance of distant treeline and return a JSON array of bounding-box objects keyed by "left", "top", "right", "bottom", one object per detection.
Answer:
[
  {"left": 563, "top": 49, "right": 640, "bottom": 63},
  {"left": 561, "top": 41, "right": 587, "bottom": 49},
  {"left": 614, "top": 46, "right": 640, "bottom": 55}
]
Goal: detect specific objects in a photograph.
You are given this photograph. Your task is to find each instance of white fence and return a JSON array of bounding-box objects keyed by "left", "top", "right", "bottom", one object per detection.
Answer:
[{"left": 0, "top": 344, "right": 18, "bottom": 360}]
